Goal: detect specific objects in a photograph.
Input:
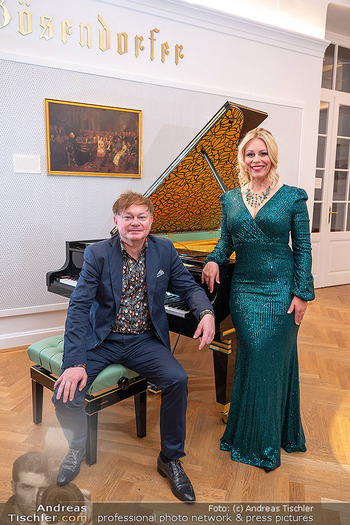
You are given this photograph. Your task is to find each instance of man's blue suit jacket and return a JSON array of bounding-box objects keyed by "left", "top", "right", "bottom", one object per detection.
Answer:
[{"left": 63, "top": 234, "right": 214, "bottom": 368}]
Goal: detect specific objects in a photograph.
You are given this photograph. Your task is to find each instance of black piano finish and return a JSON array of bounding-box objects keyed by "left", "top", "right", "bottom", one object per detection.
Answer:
[
  {"left": 47, "top": 240, "right": 102, "bottom": 298},
  {"left": 47, "top": 239, "right": 233, "bottom": 336}
]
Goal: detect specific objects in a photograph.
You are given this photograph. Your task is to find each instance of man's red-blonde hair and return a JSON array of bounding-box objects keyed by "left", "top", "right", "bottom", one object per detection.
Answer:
[{"left": 112, "top": 191, "right": 154, "bottom": 216}]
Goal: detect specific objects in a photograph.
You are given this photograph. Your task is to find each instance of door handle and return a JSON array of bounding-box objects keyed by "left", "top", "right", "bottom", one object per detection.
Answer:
[{"left": 328, "top": 205, "right": 338, "bottom": 224}]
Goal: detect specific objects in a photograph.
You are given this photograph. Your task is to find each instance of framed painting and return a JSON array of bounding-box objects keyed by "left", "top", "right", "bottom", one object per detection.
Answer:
[{"left": 45, "top": 99, "right": 142, "bottom": 177}]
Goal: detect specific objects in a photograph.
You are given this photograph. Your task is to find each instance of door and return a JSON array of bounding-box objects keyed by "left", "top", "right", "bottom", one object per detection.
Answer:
[{"left": 311, "top": 44, "right": 350, "bottom": 287}]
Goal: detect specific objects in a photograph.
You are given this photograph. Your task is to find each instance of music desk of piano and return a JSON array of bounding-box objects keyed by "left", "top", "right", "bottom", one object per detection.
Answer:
[{"left": 47, "top": 101, "right": 267, "bottom": 420}]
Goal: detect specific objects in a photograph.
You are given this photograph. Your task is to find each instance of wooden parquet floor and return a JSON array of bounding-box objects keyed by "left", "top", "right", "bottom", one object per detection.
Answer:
[{"left": 0, "top": 285, "right": 350, "bottom": 503}]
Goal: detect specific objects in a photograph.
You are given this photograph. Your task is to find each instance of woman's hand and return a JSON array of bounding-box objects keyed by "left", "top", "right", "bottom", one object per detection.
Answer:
[
  {"left": 202, "top": 261, "right": 220, "bottom": 293},
  {"left": 287, "top": 296, "right": 308, "bottom": 325}
]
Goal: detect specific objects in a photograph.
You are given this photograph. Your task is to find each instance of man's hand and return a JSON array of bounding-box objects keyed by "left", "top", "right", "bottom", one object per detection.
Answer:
[
  {"left": 287, "top": 296, "right": 308, "bottom": 325},
  {"left": 193, "top": 314, "right": 215, "bottom": 350},
  {"left": 54, "top": 367, "right": 88, "bottom": 403},
  {"left": 202, "top": 262, "right": 220, "bottom": 293}
]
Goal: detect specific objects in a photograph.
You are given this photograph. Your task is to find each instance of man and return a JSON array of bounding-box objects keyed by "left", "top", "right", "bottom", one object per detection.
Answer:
[
  {"left": 0, "top": 452, "right": 50, "bottom": 523},
  {"left": 53, "top": 191, "right": 215, "bottom": 502}
]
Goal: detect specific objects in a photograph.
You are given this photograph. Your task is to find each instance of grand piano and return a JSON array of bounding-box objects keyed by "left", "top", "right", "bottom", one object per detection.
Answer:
[{"left": 47, "top": 100, "right": 267, "bottom": 419}]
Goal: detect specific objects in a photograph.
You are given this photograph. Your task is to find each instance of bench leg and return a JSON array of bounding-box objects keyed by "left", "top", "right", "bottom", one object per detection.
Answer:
[
  {"left": 86, "top": 413, "right": 98, "bottom": 465},
  {"left": 31, "top": 379, "right": 43, "bottom": 424},
  {"left": 134, "top": 391, "right": 146, "bottom": 438}
]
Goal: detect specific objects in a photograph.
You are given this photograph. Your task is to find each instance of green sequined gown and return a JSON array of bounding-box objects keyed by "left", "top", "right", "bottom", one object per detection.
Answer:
[{"left": 206, "top": 185, "right": 315, "bottom": 470}]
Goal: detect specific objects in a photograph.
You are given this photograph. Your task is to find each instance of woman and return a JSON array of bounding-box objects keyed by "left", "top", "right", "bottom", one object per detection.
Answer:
[
  {"left": 113, "top": 140, "right": 128, "bottom": 168},
  {"left": 202, "top": 128, "right": 315, "bottom": 471}
]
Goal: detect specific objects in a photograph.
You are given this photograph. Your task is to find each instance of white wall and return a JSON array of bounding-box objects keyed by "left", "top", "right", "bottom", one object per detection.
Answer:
[{"left": 0, "top": 0, "right": 328, "bottom": 348}]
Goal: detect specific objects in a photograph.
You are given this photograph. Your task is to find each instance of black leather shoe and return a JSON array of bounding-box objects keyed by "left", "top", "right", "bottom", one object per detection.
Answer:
[
  {"left": 157, "top": 453, "right": 195, "bottom": 502},
  {"left": 57, "top": 449, "right": 85, "bottom": 486}
]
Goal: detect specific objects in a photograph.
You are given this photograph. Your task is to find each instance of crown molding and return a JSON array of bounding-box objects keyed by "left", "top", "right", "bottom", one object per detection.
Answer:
[
  {"left": 95, "top": 0, "right": 328, "bottom": 57},
  {"left": 326, "top": 30, "right": 350, "bottom": 49}
]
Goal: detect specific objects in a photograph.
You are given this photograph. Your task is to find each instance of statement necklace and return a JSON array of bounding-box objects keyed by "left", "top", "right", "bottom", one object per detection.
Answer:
[{"left": 245, "top": 185, "right": 271, "bottom": 207}]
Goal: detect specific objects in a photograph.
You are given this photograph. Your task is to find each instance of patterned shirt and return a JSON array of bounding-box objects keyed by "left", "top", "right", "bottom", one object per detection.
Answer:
[{"left": 112, "top": 241, "right": 151, "bottom": 334}]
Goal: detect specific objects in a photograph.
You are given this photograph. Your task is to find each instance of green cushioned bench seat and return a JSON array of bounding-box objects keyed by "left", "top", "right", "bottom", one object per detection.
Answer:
[
  {"left": 27, "top": 334, "right": 140, "bottom": 395},
  {"left": 27, "top": 334, "right": 147, "bottom": 465}
]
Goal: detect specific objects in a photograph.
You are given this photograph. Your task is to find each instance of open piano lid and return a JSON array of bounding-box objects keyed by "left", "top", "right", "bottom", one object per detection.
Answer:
[{"left": 145, "top": 101, "right": 267, "bottom": 234}]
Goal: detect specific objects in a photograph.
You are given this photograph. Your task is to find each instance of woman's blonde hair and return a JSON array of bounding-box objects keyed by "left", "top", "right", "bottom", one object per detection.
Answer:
[{"left": 237, "top": 127, "right": 279, "bottom": 187}]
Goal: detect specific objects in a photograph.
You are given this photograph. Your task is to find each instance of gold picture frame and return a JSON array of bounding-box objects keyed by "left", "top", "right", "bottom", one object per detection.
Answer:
[{"left": 45, "top": 99, "right": 142, "bottom": 178}]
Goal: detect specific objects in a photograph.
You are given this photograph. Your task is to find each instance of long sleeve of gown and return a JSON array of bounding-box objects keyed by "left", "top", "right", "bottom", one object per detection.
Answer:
[
  {"left": 205, "top": 193, "right": 235, "bottom": 265},
  {"left": 290, "top": 188, "right": 315, "bottom": 302}
]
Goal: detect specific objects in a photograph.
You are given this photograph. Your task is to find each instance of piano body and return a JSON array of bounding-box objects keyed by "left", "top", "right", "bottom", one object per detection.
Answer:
[{"left": 47, "top": 101, "right": 267, "bottom": 418}]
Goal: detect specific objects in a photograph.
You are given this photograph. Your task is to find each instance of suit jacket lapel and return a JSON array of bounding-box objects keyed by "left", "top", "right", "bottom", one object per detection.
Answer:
[
  {"left": 108, "top": 236, "right": 123, "bottom": 307},
  {"left": 145, "top": 236, "right": 158, "bottom": 314}
]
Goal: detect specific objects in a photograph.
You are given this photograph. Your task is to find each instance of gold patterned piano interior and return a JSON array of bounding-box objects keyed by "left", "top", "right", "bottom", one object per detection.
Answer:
[{"left": 146, "top": 101, "right": 267, "bottom": 235}]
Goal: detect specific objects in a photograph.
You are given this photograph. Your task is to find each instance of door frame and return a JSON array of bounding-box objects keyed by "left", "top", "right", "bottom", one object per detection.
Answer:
[{"left": 312, "top": 89, "right": 350, "bottom": 287}]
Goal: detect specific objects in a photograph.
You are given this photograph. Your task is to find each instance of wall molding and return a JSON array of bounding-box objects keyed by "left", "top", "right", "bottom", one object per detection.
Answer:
[
  {"left": 0, "top": 303, "right": 68, "bottom": 318},
  {"left": 1, "top": 327, "right": 65, "bottom": 350},
  {"left": 100, "top": 0, "right": 328, "bottom": 57},
  {"left": 326, "top": 31, "right": 350, "bottom": 49},
  {"left": 1, "top": 303, "right": 68, "bottom": 349}
]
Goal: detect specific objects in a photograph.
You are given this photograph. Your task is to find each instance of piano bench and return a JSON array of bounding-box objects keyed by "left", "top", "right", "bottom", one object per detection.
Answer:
[{"left": 27, "top": 335, "right": 147, "bottom": 466}]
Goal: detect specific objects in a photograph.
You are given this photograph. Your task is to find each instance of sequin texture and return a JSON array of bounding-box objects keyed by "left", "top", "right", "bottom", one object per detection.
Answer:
[{"left": 206, "top": 185, "right": 315, "bottom": 470}]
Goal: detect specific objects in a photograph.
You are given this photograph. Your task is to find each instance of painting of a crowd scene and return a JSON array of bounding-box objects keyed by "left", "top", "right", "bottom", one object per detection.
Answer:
[{"left": 45, "top": 99, "right": 142, "bottom": 177}]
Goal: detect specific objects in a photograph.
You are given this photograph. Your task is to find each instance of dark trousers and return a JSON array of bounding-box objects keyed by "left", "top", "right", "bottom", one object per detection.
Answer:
[{"left": 52, "top": 331, "right": 188, "bottom": 459}]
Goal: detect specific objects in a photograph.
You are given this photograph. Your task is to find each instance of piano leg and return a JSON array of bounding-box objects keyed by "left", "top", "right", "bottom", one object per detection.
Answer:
[{"left": 210, "top": 336, "right": 236, "bottom": 423}]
